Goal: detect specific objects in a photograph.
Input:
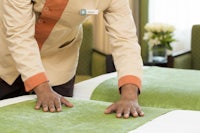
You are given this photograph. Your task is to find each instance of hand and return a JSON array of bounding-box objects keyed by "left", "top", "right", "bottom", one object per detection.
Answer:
[
  {"left": 34, "top": 82, "right": 73, "bottom": 112},
  {"left": 104, "top": 84, "right": 144, "bottom": 118}
]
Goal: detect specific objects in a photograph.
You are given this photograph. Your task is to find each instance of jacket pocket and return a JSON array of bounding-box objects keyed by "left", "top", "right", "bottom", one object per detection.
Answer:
[{"left": 58, "top": 38, "right": 76, "bottom": 48}]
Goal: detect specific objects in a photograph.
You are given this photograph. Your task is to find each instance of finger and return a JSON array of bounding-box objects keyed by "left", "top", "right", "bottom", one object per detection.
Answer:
[
  {"left": 54, "top": 97, "right": 62, "bottom": 112},
  {"left": 130, "top": 107, "right": 138, "bottom": 118},
  {"left": 139, "top": 111, "right": 144, "bottom": 117},
  {"left": 35, "top": 100, "right": 42, "bottom": 110},
  {"left": 60, "top": 97, "right": 73, "bottom": 108},
  {"left": 42, "top": 103, "right": 49, "bottom": 112},
  {"left": 48, "top": 101, "right": 56, "bottom": 112},
  {"left": 104, "top": 104, "right": 116, "bottom": 114},
  {"left": 133, "top": 111, "right": 139, "bottom": 117},
  {"left": 116, "top": 107, "right": 123, "bottom": 118},
  {"left": 123, "top": 108, "right": 131, "bottom": 119},
  {"left": 136, "top": 107, "right": 144, "bottom": 117}
]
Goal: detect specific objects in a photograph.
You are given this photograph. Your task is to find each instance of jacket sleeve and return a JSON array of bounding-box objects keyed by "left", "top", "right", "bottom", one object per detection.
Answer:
[
  {"left": 103, "top": 0, "right": 143, "bottom": 90},
  {"left": 2, "top": 0, "right": 48, "bottom": 91}
]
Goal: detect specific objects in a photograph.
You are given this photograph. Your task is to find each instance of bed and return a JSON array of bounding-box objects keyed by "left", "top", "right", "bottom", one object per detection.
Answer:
[{"left": 1, "top": 66, "right": 200, "bottom": 133}]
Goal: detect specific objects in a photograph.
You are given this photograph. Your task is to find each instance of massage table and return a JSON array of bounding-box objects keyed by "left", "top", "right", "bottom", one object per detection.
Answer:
[{"left": 1, "top": 66, "right": 200, "bottom": 133}]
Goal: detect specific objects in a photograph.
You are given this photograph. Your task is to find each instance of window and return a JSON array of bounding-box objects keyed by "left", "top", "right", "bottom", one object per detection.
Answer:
[{"left": 149, "top": 0, "right": 200, "bottom": 53}]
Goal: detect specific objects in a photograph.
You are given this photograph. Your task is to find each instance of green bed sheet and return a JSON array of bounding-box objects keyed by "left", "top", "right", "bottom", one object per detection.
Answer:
[
  {"left": 91, "top": 67, "right": 200, "bottom": 110},
  {"left": 0, "top": 98, "right": 171, "bottom": 133}
]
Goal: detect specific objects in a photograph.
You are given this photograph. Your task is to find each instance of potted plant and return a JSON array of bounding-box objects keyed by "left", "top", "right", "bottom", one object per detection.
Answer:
[{"left": 143, "top": 23, "right": 176, "bottom": 63}]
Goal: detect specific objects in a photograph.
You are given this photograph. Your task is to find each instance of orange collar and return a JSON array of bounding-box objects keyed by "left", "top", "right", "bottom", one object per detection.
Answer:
[{"left": 35, "top": 0, "right": 69, "bottom": 49}]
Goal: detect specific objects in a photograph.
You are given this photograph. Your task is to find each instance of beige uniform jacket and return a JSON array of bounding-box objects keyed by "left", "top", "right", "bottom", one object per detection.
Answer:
[{"left": 0, "top": 0, "right": 143, "bottom": 92}]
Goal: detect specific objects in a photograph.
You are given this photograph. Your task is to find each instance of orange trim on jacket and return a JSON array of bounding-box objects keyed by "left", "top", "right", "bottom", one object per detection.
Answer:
[
  {"left": 118, "top": 75, "right": 142, "bottom": 91},
  {"left": 24, "top": 72, "right": 48, "bottom": 92},
  {"left": 35, "top": 0, "right": 69, "bottom": 49}
]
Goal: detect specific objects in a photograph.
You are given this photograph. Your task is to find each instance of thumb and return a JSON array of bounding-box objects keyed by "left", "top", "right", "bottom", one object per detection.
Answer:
[
  {"left": 104, "top": 104, "right": 116, "bottom": 114},
  {"left": 60, "top": 97, "right": 74, "bottom": 108}
]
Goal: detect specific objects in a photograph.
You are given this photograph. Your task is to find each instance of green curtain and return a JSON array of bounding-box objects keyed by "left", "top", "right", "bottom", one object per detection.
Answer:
[{"left": 139, "top": 0, "right": 149, "bottom": 62}]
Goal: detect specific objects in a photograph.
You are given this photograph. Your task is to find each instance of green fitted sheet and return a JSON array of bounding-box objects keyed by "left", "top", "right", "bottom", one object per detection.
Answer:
[
  {"left": 91, "top": 67, "right": 200, "bottom": 110},
  {"left": 0, "top": 98, "right": 171, "bottom": 133}
]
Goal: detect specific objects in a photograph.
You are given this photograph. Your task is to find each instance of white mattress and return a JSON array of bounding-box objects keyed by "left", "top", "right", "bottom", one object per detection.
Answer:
[
  {"left": 0, "top": 95, "right": 36, "bottom": 108},
  {"left": 73, "top": 72, "right": 117, "bottom": 100},
  {"left": 129, "top": 110, "right": 200, "bottom": 133}
]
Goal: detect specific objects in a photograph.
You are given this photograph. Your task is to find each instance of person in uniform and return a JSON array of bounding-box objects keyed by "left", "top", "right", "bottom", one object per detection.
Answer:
[{"left": 0, "top": 0, "right": 144, "bottom": 118}]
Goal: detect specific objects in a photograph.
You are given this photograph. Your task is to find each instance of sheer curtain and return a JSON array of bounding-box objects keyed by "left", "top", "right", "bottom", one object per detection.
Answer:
[{"left": 149, "top": 0, "right": 200, "bottom": 53}]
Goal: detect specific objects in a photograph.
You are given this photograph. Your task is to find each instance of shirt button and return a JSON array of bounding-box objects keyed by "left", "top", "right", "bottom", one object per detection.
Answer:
[
  {"left": 43, "top": 7, "right": 49, "bottom": 12},
  {"left": 38, "top": 19, "right": 44, "bottom": 23}
]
